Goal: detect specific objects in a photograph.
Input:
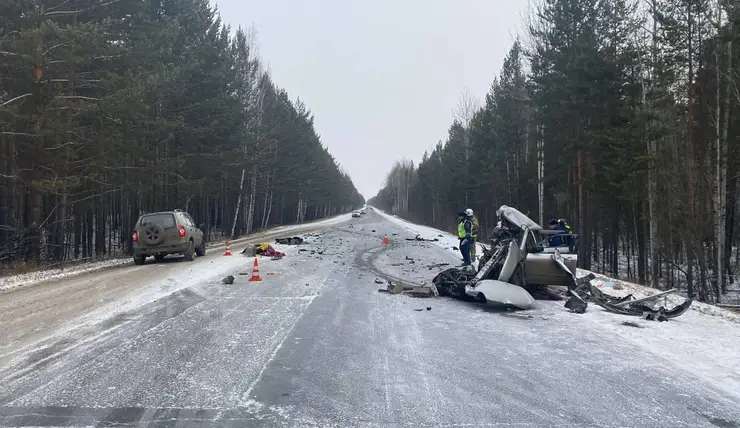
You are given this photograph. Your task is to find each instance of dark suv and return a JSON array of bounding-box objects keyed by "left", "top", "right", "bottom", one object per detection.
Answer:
[{"left": 132, "top": 210, "right": 205, "bottom": 265}]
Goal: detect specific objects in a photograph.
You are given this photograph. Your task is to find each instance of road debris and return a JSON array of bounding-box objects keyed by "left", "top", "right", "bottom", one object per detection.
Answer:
[
  {"left": 569, "top": 284, "right": 693, "bottom": 320},
  {"left": 222, "top": 275, "right": 235, "bottom": 285},
  {"left": 621, "top": 321, "right": 643, "bottom": 328},
  {"left": 426, "top": 263, "right": 450, "bottom": 270},
  {"left": 405, "top": 234, "right": 439, "bottom": 242},
  {"left": 407, "top": 286, "right": 434, "bottom": 298},
  {"left": 242, "top": 243, "right": 286, "bottom": 258},
  {"left": 275, "top": 237, "right": 304, "bottom": 245}
]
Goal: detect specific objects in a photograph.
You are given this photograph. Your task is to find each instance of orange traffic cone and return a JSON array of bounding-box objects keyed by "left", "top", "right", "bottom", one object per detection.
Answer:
[
  {"left": 249, "top": 257, "right": 262, "bottom": 281},
  {"left": 223, "top": 241, "right": 232, "bottom": 256},
  {"left": 382, "top": 235, "right": 389, "bottom": 245}
]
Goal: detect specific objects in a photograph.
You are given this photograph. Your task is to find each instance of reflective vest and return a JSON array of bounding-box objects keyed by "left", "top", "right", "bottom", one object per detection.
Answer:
[
  {"left": 458, "top": 220, "right": 467, "bottom": 238},
  {"left": 471, "top": 217, "right": 479, "bottom": 239}
]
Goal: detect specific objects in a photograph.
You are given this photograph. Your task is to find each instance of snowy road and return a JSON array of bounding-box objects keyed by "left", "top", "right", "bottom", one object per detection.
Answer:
[{"left": 1, "top": 211, "right": 739, "bottom": 427}]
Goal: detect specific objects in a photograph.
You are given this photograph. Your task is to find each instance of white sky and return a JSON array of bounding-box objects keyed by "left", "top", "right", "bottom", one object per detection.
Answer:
[{"left": 211, "top": 0, "right": 526, "bottom": 199}]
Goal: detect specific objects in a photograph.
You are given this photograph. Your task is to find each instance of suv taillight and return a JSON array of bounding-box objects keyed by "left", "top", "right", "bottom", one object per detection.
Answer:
[
  {"left": 132, "top": 230, "right": 138, "bottom": 243},
  {"left": 178, "top": 225, "right": 186, "bottom": 238}
]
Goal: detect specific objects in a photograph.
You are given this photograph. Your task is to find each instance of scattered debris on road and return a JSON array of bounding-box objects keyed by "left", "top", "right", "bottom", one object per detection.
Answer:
[
  {"left": 377, "top": 279, "right": 438, "bottom": 298},
  {"left": 405, "top": 234, "right": 440, "bottom": 242},
  {"left": 242, "top": 243, "right": 286, "bottom": 258},
  {"left": 621, "top": 321, "right": 643, "bottom": 328},
  {"left": 426, "top": 262, "right": 450, "bottom": 270},
  {"left": 275, "top": 237, "right": 304, "bottom": 245},
  {"left": 569, "top": 283, "right": 693, "bottom": 321},
  {"left": 222, "top": 275, "right": 235, "bottom": 285}
]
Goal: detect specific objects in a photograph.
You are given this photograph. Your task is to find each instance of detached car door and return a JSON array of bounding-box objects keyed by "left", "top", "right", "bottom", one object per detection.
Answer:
[{"left": 524, "top": 229, "right": 575, "bottom": 286}]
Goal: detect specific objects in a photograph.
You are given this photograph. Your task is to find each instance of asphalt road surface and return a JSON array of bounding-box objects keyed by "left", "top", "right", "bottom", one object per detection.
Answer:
[{"left": 1, "top": 210, "right": 738, "bottom": 427}]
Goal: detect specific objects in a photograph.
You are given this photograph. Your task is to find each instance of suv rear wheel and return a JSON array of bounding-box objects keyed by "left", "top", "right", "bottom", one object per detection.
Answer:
[
  {"left": 183, "top": 241, "right": 195, "bottom": 261},
  {"left": 195, "top": 241, "right": 206, "bottom": 257}
]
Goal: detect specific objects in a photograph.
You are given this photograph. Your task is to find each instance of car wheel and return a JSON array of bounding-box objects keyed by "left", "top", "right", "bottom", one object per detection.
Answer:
[
  {"left": 143, "top": 224, "right": 165, "bottom": 245},
  {"left": 154, "top": 254, "right": 165, "bottom": 263},
  {"left": 134, "top": 255, "right": 146, "bottom": 265},
  {"left": 183, "top": 241, "right": 195, "bottom": 261},
  {"left": 195, "top": 241, "right": 205, "bottom": 257}
]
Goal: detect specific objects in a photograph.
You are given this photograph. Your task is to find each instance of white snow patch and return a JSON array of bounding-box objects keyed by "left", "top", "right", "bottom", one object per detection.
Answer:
[
  {"left": 372, "top": 208, "right": 481, "bottom": 268},
  {"left": 574, "top": 269, "right": 740, "bottom": 400},
  {"left": 264, "top": 212, "right": 354, "bottom": 234},
  {"left": 0, "top": 259, "right": 131, "bottom": 292}
]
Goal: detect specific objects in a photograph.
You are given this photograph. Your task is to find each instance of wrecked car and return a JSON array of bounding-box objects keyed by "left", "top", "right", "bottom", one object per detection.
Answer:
[{"left": 433, "top": 205, "right": 579, "bottom": 309}]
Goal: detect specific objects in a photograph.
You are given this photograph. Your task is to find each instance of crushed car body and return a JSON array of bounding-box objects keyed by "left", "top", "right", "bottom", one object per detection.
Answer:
[
  {"left": 432, "top": 205, "right": 694, "bottom": 319},
  {"left": 434, "top": 205, "right": 576, "bottom": 309}
]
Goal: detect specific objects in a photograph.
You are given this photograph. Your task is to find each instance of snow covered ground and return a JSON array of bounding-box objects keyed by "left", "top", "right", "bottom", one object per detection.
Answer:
[{"left": 0, "top": 213, "right": 354, "bottom": 293}]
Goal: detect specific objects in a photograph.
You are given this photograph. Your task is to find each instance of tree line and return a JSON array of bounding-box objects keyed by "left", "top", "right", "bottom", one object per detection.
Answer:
[
  {"left": 369, "top": 0, "right": 739, "bottom": 303},
  {"left": 0, "top": 0, "right": 364, "bottom": 266}
]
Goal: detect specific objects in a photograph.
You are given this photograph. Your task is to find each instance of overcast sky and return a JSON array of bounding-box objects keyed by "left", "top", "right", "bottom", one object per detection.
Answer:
[{"left": 211, "top": 0, "right": 526, "bottom": 199}]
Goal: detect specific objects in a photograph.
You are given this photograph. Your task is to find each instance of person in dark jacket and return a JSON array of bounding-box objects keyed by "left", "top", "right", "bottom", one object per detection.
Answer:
[
  {"left": 457, "top": 211, "right": 473, "bottom": 267},
  {"left": 548, "top": 217, "right": 572, "bottom": 247}
]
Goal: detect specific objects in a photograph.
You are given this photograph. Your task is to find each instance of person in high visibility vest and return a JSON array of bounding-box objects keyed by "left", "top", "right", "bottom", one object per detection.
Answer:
[
  {"left": 465, "top": 208, "right": 479, "bottom": 260},
  {"left": 458, "top": 211, "right": 473, "bottom": 267}
]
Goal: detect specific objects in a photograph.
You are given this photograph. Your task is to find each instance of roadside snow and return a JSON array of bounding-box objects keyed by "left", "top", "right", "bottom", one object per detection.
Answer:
[
  {"left": 573, "top": 269, "right": 740, "bottom": 400},
  {"left": 0, "top": 259, "right": 132, "bottom": 293},
  {"left": 0, "top": 213, "right": 352, "bottom": 293},
  {"left": 372, "top": 208, "right": 479, "bottom": 269},
  {"left": 373, "top": 208, "right": 458, "bottom": 248},
  {"left": 266, "top": 213, "right": 354, "bottom": 234}
]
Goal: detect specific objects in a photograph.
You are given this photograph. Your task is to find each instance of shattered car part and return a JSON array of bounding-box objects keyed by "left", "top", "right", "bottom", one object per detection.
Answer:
[
  {"left": 564, "top": 289, "right": 587, "bottom": 313},
  {"left": 405, "top": 234, "right": 440, "bottom": 242},
  {"left": 582, "top": 284, "right": 693, "bottom": 320},
  {"left": 275, "top": 237, "right": 304, "bottom": 245},
  {"left": 465, "top": 280, "right": 536, "bottom": 309}
]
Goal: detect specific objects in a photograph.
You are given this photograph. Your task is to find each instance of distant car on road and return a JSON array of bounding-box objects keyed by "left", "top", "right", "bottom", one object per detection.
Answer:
[
  {"left": 360, "top": 209, "right": 366, "bottom": 215},
  {"left": 352, "top": 211, "right": 361, "bottom": 218},
  {"left": 132, "top": 209, "right": 205, "bottom": 265}
]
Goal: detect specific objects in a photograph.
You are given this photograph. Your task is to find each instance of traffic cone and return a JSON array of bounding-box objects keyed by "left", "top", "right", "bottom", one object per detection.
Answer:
[
  {"left": 223, "top": 241, "right": 232, "bottom": 256},
  {"left": 382, "top": 235, "right": 389, "bottom": 245},
  {"left": 249, "top": 257, "right": 262, "bottom": 281}
]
